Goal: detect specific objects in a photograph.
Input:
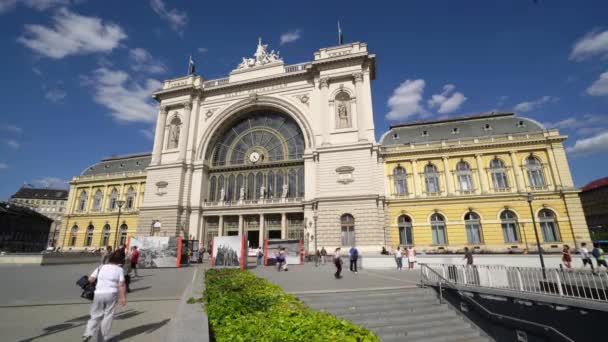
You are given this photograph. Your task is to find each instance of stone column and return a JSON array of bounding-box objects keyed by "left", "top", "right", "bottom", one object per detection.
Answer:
[
  {"left": 281, "top": 213, "right": 287, "bottom": 239},
  {"left": 186, "top": 96, "right": 201, "bottom": 162},
  {"left": 319, "top": 78, "right": 330, "bottom": 145},
  {"left": 475, "top": 154, "right": 489, "bottom": 194},
  {"left": 179, "top": 101, "right": 192, "bottom": 162},
  {"left": 411, "top": 159, "right": 421, "bottom": 197},
  {"left": 218, "top": 216, "right": 224, "bottom": 236},
  {"left": 238, "top": 215, "right": 244, "bottom": 236},
  {"left": 510, "top": 151, "right": 525, "bottom": 192},
  {"left": 353, "top": 72, "right": 367, "bottom": 142},
  {"left": 442, "top": 157, "right": 453, "bottom": 195},
  {"left": 151, "top": 106, "right": 168, "bottom": 165},
  {"left": 259, "top": 213, "right": 265, "bottom": 246}
]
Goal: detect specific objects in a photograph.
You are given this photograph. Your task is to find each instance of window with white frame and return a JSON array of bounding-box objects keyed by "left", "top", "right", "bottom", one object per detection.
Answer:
[
  {"left": 456, "top": 161, "right": 473, "bottom": 192},
  {"left": 340, "top": 214, "right": 355, "bottom": 246},
  {"left": 78, "top": 191, "right": 87, "bottom": 212},
  {"left": 398, "top": 215, "right": 413, "bottom": 245},
  {"left": 126, "top": 187, "right": 135, "bottom": 209},
  {"left": 525, "top": 156, "right": 545, "bottom": 188},
  {"left": 70, "top": 225, "right": 79, "bottom": 246},
  {"left": 424, "top": 163, "right": 440, "bottom": 194},
  {"left": 393, "top": 166, "right": 407, "bottom": 195},
  {"left": 501, "top": 210, "right": 519, "bottom": 243},
  {"left": 490, "top": 158, "right": 509, "bottom": 190},
  {"left": 430, "top": 213, "right": 447, "bottom": 245},
  {"left": 464, "top": 212, "right": 482, "bottom": 244},
  {"left": 101, "top": 224, "right": 111, "bottom": 247},
  {"left": 93, "top": 190, "right": 102, "bottom": 211},
  {"left": 539, "top": 209, "right": 560, "bottom": 242},
  {"left": 85, "top": 225, "right": 94, "bottom": 247},
  {"left": 109, "top": 189, "right": 118, "bottom": 210}
]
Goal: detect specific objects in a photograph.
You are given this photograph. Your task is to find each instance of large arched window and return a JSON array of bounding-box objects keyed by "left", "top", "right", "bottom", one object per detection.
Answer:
[
  {"left": 70, "top": 225, "right": 79, "bottom": 246},
  {"left": 393, "top": 166, "right": 407, "bottom": 195},
  {"left": 167, "top": 116, "right": 181, "bottom": 149},
  {"left": 288, "top": 169, "right": 297, "bottom": 198},
  {"left": 456, "top": 161, "right": 473, "bottom": 192},
  {"left": 539, "top": 209, "right": 559, "bottom": 242},
  {"left": 341, "top": 214, "right": 355, "bottom": 246},
  {"left": 490, "top": 158, "right": 509, "bottom": 190},
  {"left": 85, "top": 225, "right": 94, "bottom": 247},
  {"left": 246, "top": 173, "right": 255, "bottom": 200},
  {"left": 109, "top": 188, "right": 118, "bottom": 210},
  {"left": 119, "top": 224, "right": 128, "bottom": 246},
  {"left": 208, "top": 176, "right": 216, "bottom": 202},
  {"left": 297, "top": 168, "right": 305, "bottom": 198},
  {"left": 255, "top": 172, "right": 264, "bottom": 199},
  {"left": 398, "top": 215, "right": 413, "bottom": 245},
  {"left": 101, "top": 224, "right": 111, "bottom": 247},
  {"left": 231, "top": 174, "right": 239, "bottom": 201},
  {"left": 424, "top": 164, "right": 440, "bottom": 194},
  {"left": 430, "top": 213, "right": 447, "bottom": 245},
  {"left": 126, "top": 187, "right": 136, "bottom": 209},
  {"left": 464, "top": 212, "right": 482, "bottom": 244},
  {"left": 93, "top": 190, "right": 102, "bottom": 211},
  {"left": 526, "top": 156, "right": 545, "bottom": 188},
  {"left": 217, "top": 175, "right": 225, "bottom": 201},
  {"left": 276, "top": 171, "right": 284, "bottom": 197},
  {"left": 78, "top": 191, "right": 87, "bottom": 212},
  {"left": 501, "top": 210, "right": 519, "bottom": 243},
  {"left": 267, "top": 171, "right": 275, "bottom": 198}
]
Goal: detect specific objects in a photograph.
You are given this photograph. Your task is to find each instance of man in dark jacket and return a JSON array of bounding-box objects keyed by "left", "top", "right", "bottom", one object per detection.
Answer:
[{"left": 349, "top": 246, "right": 359, "bottom": 273}]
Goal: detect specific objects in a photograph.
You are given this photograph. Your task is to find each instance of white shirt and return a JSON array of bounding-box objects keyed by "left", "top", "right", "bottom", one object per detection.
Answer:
[
  {"left": 580, "top": 247, "right": 590, "bottom": 259},
  {"left": 91, "top": 264, "right": 125, "bottom": 294},
  {"left": 395, "top": 250, "right": 402, "bottom": 258}
]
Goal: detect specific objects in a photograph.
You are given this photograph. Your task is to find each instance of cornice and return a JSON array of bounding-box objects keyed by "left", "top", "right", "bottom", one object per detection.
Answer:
[{"left": 386, "top": 190, "right": 569, "bottom": 205}]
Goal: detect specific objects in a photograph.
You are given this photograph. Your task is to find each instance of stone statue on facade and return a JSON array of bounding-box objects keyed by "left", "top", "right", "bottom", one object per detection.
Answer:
[
  {"left": 281, "top": 183, "right": 289, "bottom": 198},
  {"left": 260, "top": 185, "right": 266, "bottom": 199},
  {"left": 236, "top": 38, "right": 283, "bottom": 70},
  {"left": 219, "top": 187, "right": 225, "bottom": 201},
  {"left": 337, "top": 103, "right": 349, "bottom": 128},
  {"left": 168, "top": 122, "right": 180, "bottom": 149},
  {"left": 239, "top": 187, "right": 245, "bottom": 200}
]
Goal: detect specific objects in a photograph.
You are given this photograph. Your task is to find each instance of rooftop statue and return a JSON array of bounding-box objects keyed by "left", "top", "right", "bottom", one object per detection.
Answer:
[{"left": 236, "top": 37, "right": 283, "bottom": 70}]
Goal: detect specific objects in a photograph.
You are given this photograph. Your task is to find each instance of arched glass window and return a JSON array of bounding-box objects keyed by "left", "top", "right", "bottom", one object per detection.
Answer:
[
  {"left": 78, "top": 191, "right": 87, "bottom": 212},
  {"left": 526, "top": 156, "right": 545, "bottom": 187},
  {"left": 456, "top": 161, "right": 473, "bottom": 192},
  {"left": 341, "top": 214, "right": 355, "bottom": 246},
  {"left": 255, "top": 172, "right": 264, "bottom": 199},
  {"left": 267, "top": 171, "right": 275, "bottom": 198},
  {"left": 393, "top": 166, "right": 407, "bottom": 195},
  {"left": 464, "top": 212, "right": 482, "bottom": 244},
  {"left": 101, "top": 224, "right": 111, "bottom": 247},
  {"left": 209, "top": 176, "right": 216, "bottom": 202},
  {"left": 167, "top": 117, "right": 181, "bottom": 149},
  {"left": 539, "top": 209, "right": 559, "bottom": 242},
  {"left": 424, "top": 164, "right": 440, "bottom": 194},
  {"left": 70, "top": 225, "right": 79, "bottom": 246},
  {"left": 93, "top": 190, "right": 102, "bottom": 211},
  {"left": 398, "top": 215, "right": 413, "bottom": 245},
  {"left": 217, "top": 175, "right": 224, "bottom": 201},
  {"left": 276, "top": 171, "right": 284, "bottom": 197},
  {"left": 288, "top": 169, "right": 297, "bottom": 198},
  {"left": 109, "top": 188, "right": 118, "bottom": 210},
  {"left": 297, "top": 168, "right": 305, "bottom": 198},
  {"left": 430, "top": 213, "right": 447, "bottom": 245},
  {"left": 501, "top": 210, "right": 519, "bottom": 243},
  {"left": 247, "top": 173, "right": 255, "bottom": 200},
  {"left": 490, "top": 158, "right": 509, "bottom": 190},
  {"left": 85, "top": 225, "right": 94, "bottom": 247},
  {"left": 126, "top": 187, "right": 135, "bottom": 209},
  {"left": 119, "top": 224, "right": 128, "bottom": 246},
  {"left": 229, "top": 174, "right": 237, "bottom": 201}
]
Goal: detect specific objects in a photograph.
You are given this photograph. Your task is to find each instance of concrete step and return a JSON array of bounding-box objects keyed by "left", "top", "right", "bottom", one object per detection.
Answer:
[
  {"left": 377, "top": 323, "right": 477, "bottom": 340},
  {"left": 300, "top": 294, "right": 439, "bottom": 311},
  {"left": 362, "top": 315, "right": 463, "bottom": 331},
  {"left": 312, "top": 299, "right": 443, "bottom": 316},
  {"left": 336, "top": 304, "right": 449, "bottom": 323},
  {"left": 297, "top": 288, "right": 434, "bottom": 301}
]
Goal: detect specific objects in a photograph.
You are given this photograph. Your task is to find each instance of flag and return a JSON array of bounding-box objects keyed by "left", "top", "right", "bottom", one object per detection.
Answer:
[
  {"left": 188, "top": 55, "right": 196, "bottom": 75},
  {"left": 338, "top": 21, "right": 344, "bottom": 45}
]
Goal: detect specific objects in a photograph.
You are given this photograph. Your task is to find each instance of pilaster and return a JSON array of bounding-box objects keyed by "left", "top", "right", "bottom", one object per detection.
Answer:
[
  {"left": 510, "top": 151, "right": 525, "bottom": 192},
  {"left": 151, "top": 106, "right": 168, "bottom": 165},
  {"left": 442, "top": 156, "right": 454, "bottom": 195},
  {"left": 475, "top": 153, "right": 489, "bottom": 194},
  {"left": 353, "top": 72, "right": 367, "bottom": 142},
  {"left": 179, "top": 101, "right": 192, "bottom": 161},
  {"left": 319, "top": 78, "right": 330, "bottom": 145}
]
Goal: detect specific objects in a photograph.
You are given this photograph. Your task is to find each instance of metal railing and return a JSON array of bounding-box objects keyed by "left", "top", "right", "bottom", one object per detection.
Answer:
[
  {"left": 420, "top": 264, "right": 575, "bottom": 342},
  {"left": 421, "top": 263, "right": 608, "bottom": 303}
]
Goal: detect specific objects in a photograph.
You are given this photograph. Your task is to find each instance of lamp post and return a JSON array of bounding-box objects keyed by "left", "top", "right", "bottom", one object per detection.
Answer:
[
  {"left": 113, "top": 200, "right": 126, "bottom": 249},
  {"left": 527, "top": 193, "right": 546, "bottom": 279},
  {"left": 313, "top": 214, "right": 318, "bottom": 253}
]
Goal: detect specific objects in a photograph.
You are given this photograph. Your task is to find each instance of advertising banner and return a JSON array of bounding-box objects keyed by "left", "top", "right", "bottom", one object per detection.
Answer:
[
  {"left": 265, "top": 239, "right": 302, "bottom": 265},
  {"left": 211, "top": 235, "right": 246, "bottom": 269},
  {"left": 128, "top": 236, "right": 182, "bottom": 268}
]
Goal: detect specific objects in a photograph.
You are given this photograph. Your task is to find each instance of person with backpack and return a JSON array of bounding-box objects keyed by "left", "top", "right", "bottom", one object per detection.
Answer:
[
  {"left": 82, "top": 252, "right": 127, "bottom": 342},
  {"left": 592, "top": 243, "right": 607, "bottom": 270},
  {"left": 349, "top": 245, "right": 359, "bottom": 273},
  {"left": 579, "top": 242, "right": 596, "bottom": 274},
  {"left": 334, "top": 247, "right": 343, "bottom": 279}
]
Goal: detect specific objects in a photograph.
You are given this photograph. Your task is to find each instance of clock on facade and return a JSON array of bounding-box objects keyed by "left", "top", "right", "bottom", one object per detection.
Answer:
[{"left": 249, "top": 151, "right": 261, "bottom": 163}]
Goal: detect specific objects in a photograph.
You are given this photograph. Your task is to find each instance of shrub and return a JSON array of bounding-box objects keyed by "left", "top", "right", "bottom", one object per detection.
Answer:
[{"left": 204, "top": 269, "right": 379, "bottom": 342}]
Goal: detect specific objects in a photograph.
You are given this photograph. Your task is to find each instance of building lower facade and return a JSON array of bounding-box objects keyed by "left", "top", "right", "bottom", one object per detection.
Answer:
[
  {"left": 0, "top": 201, "right": 53, "bottom": 252},
  {"left": 57, "top": 153, "right": 150, "bottom": 250}
]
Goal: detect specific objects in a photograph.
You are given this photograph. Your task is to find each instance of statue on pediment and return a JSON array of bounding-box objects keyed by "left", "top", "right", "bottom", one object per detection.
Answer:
[{"left": 236, "top": 38, "right": 283, "bottom": 70}]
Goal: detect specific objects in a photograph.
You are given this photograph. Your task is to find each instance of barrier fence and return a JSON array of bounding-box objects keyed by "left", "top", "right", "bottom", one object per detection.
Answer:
[{"left": 421, "top": 263, "right": 608, "bottom": 303}]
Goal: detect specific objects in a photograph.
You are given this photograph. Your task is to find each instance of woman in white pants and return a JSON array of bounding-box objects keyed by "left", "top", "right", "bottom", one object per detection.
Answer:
[{"left": 83, "top": 253, "right": 127, "bottom": 341}]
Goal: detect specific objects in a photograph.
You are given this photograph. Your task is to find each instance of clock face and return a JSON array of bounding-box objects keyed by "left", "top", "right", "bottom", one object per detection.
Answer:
[{"left": 249, "top": 152, "right": 260, "bottom": 163}]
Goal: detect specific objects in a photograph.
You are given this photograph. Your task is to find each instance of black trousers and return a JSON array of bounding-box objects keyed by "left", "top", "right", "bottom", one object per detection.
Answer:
[
  {"left": 334, "top": 260, "right": 342, "bottom": 278},
  {"left": 350, "top": 258, "right": 358, "bottom": 272}
]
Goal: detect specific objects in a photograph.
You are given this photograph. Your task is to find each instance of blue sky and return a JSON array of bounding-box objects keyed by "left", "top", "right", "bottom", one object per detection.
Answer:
[{"left": 1, "top": 0, "right": 607, "bottom": 199}]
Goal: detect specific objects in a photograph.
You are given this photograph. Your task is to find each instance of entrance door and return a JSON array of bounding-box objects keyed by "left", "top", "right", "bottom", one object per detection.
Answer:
[{"left": 247, "top": 230, "right": 260, "bottom": 248}]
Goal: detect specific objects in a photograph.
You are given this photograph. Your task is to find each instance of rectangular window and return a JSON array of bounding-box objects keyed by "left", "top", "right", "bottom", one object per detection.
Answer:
[
  {"left": 540, "top": 222, "right": 559, "bottom": 242},
  {"left": 431, "top": 224, "right": 447, "bottom": 244},
  {"left": 466, "top": 223, "right": 481, "bottom": 244},
  {"left": 502, "top": 223, "right": 519, "bottom": 242}
]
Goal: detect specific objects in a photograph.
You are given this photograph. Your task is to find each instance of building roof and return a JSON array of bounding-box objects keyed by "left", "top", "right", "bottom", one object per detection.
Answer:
[
  {"left": 81, "top": 152, "right": 151, "bottom": 176},
  {"left": 0, "top": 201, "right": 53, "bottom": 222},
  {"left": 10, "top": 187, "right": 68, "bottom": 200},
  {"left": 380, "top": 112, "right": 546, "bottom": 146},
  {"left": 581, "top": 177, "right": 608, "bottom": 192}
]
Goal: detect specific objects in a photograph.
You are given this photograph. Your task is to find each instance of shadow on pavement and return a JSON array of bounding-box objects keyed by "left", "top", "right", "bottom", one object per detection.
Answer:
[
  {"left": 129, "top": 286, "right": 152, "bottom": 293},
  {"left": 109, "top": 318, "right": 170, "bottom": 341}
]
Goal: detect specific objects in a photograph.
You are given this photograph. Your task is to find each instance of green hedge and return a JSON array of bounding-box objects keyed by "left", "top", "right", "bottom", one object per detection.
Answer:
[{"left": 204, "top": 269, "right": 380, "bottom": 342}]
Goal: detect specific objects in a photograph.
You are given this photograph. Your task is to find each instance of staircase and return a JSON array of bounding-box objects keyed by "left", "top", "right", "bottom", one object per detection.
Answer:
[{"left": 297, "top": 287, "right": 492, "bottom": 342}]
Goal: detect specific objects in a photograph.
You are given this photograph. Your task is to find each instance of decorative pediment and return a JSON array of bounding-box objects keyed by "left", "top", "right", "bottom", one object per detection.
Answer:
[{"left": 235, "top": 38, "right": 283, "bottom": 70}]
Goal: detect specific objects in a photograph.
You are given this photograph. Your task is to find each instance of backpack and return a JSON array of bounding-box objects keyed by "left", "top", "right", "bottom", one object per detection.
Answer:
[
  {"left": 592, "top": 248, "right": 600, "bottom": 258},
  {"left": 350, "top": 248, "right": 358, "bottom": 258}
]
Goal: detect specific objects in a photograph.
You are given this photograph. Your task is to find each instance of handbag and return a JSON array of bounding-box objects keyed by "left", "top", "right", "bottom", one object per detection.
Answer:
[{"left": 77, "top": 266, "right": 99, "bottom": 301}]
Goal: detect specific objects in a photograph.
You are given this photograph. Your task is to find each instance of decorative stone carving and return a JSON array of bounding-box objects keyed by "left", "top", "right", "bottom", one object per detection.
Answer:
[
  {"left": 160, "top": 106, "right": 169, "bottom": 114},
  {"left": 183, "top": 102, "right": 192, "bottom": 111},
  {"left": 353, "top": 72, "right": 364, "bottom": 83},
  {"left": 239, "top": 187, "right": 245, "bottom": 200},
  {"left": 219, "top": 187, "right": 225, "bottom": 201},
  {"left": 281, "top": 183, "right": 288, "bottom": 198},
  {"left": 248, "top": 92, "right": 258, "bottom": 103},
  {"left": 334, "top": 91, "right": 351, "bottom": 128},
  {"left": 294, "top": 94, "right": 309, "bottom": 105},
  {"left": 167, "top": 114, "right": 181, "bottom": 149},
  {"left": 260, "top": 185, "right": 266, "bottom": 199},
  {"left": 236, "top": 38, "right": 283, "bottom": 70},
  {"left": 155, "top": 181, "right": 168, "bottom": 196},
  {"left": 336, "top": 166, "right": 355, "bottom": 184},
  {"left": 319, "top": 78, "right": 329, "bottom": 88}
]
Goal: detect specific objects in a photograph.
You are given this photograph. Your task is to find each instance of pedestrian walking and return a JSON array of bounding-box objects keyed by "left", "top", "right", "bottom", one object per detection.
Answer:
[
  {"left": 123, "top": 251, "right": 132, "bottom": 293},
  {"left": 579, "top": 242, "right": 596, "bottom": 274},
  {"left": 562, "top": 245, "right": 572, "bottom": 269},
  {"left": 334, "top": 247, "right": 343, "bottom": 279},
  {"left": 82, "top": 253, "right": 127, "bottom": 341},
  {"left": 130, "top": 246, "right": 140, "bottom": 277},
  {"left": 349, "top": 245, "right": 359, "bottom": 273},
  {"left": 100, "top": 246, "right": 112, "bottom": 265},
  {"left": 592, "top": 243, "right": 607, "bottom": 270},
  {"left": 320, "top": 247, "right": 327, "bottom": 265},
  {"left": 407, "top": 246, "right": 417, "bottom": 269},
  {"left": 256, "top": 247, "right": 264, "bottom": 266},
  {"left": 315, "top": 249, "right": 321, "bottom": 267},
  {"left": 463, "top": 247, "right": 474, "bottom": 266},
  {"left": 276, "top": 248, "right": 285, "bottom": 272},
  {"left": 394, "top": 247, "right": 403, "bottom": 270}
]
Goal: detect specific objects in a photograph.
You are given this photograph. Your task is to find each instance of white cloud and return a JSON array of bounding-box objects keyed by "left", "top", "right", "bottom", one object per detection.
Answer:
[
  {"left": 0, "top": 0, "right": 17, "bottom": 13},
  {"left": 7, "top": 139, "right": 20, "bottom": 149},
  {"left": 150, "top": 0, "right": 187, "bottom": 34},
  {"left": 129, "top": 47, "right": 167, "bottom": 74},
  {"left": 33, "top": 176, "right": 69, "bottom": 189},
  {"left": 1, "top": 124, "right": 22, "bottom": 134},
  {"left": 32, "top": 67, "right": 42, "bottom": 76},
  {"left": 139, "top": 128, "right": 154, "bottom": 140},
  {"left": 427, "top": 84, "right": 467, "bottom": 114},
  {"left": 197, "top": 47, "right": 208, "bottom": 54},
  {"left": 386, "top": 79, "right": 427, "bottom": 121},
  {"left": 587, "top": 71, "right": 608, "bottom": 96},
  {"left": 514, "top": 96, "right": 559, "bottom": 113},
  {"left": 280, "top": 30, "right": 301, "bottom": 45},
  {"left": 570, "top": 29, "right": 608, "bottom": 61},
  {"left": 545, "top": 114, "right": 608, "bottom": 136},
  {"left": 17, "top": 8, "right": 126, "bottom": 59},
  {"left": 89, "top": 67, "right": 162, "bottom": 123},
  {"left": 44, "top": 88, "right": 66, "bottom": 102},
  {"left": 0, "top": 162, "right": 8, "bottom": 169},
  {"left": 566, "top": 131, "right": 608, "bottom": 155}
]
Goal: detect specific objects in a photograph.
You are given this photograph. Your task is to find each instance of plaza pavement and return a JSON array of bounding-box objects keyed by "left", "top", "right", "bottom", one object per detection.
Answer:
[{"left": 0, "top": 263, "right": 199, "bottom": 342}]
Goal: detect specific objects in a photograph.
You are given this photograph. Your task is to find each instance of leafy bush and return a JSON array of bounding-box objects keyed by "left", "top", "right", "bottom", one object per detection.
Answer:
[{"left": 204, "top": 269, "right": 379, "bottom": 342}]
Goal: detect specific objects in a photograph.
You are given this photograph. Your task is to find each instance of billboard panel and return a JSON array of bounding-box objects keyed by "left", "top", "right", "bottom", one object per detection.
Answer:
[
  {"left": 211, "top": 235, "right": 246, "bottom": 268},
  {"left": 265, "top": 239, "right": 302, "bottom": 265},
  {"left": 128, "top": 236, "right": 182, "bottom": 268}
]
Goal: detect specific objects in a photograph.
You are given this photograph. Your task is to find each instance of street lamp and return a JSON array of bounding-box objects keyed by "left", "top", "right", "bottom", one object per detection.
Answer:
[
  {"left": 527, "top": 193, "right": 546, "bottom": 279},
  {"left": 313, "top": 214, "right": 318, "bottom": 253},
  {"left": 113, "top": 200, "right": 126, "bottom": 249}
]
